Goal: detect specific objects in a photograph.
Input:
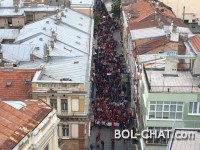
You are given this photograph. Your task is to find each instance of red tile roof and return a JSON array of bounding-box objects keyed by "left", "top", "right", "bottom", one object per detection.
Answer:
[
  {"left": 129, "top": 19, "right": 158, "bottom": 30},
  {"left": 189, "top": 35, "right": 200, "bottom": 52},
  {"left": 123, "top": 0, "right": 176, "bottom": 24},
  {"left": 135, "top": 36, "right": 169, "bottom": 54},
  {"left": 124, "top": 0, "right": 155, "bottom": 23},
  {"left": 0, "top": 69, "right": 36, "bottom": 99},
  {"left": 0, "top": 99, "right": 52, "bottom": 150}
]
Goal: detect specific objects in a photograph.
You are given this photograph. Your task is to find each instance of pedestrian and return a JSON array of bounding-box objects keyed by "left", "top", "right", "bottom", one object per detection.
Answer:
[
  {"left": 90, "top": 144, "right": 93, "bottom": 150},
  {"left": 111, "top": 138, "right": 115, "bottom": 150},
  {"left": 101, "top": 140, "right": 104, "bottom": 149}
]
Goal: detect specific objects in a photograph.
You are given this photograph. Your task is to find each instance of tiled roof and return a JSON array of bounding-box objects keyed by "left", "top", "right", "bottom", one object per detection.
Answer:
[
  {"left": 0, "top": 69, "right": 36, "bottom": 99},
  {"left": 0, "top": 99, "right": 52, "bottom": 150},
  {"left": 129, "top": 19, "right": 158, "bottom": 30},
  {"left": 189, "top": 35, "right": 200, "bottom": 52},
  {"left": 135, "top": 36, "right": 169, "bottom": 54},
  {"left": 124, "top": 0, "right": 155, "bottom": 23},
  {"left": 142, "top": 13, "right": 187, "bottom": 27},
  {"left": 123, "top": 0, "right": 176, "bottom": 23}
]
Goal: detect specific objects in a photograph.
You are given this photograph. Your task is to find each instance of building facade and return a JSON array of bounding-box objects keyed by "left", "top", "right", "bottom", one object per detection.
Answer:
[
  {"left": 70, "top": 0, "right": 94, "bottom": 17},
  {"left": 0, "top": 7, "right": 94, "bottom": 150},
  {"left": 159, "top": 0, "right": 200, "bottom": 25},
  {"left": 137, "top": 35, "right": 200, "bottom": 150},
  {"left": 0, "top": 100, "right": 60, "bottom": 150}
]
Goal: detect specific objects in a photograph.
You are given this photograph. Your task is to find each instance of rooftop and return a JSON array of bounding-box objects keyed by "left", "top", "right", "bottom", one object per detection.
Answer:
[
  {"left": 18, "top": 57, "right": 88, "bottom": 83},
  {"left": 130, "top": 27, "right": 166, "bottom": 40},
  {"left": 189, "top": 34, "right": 200, "bottom": 52},
  {"left": 168, "top": 129, "right": 200, "bottom": 150},
  {"left": 123, "top": 0, "right": 155, "bottom": 23},
  {"left": 123, "top": 0, "right": 175, "bottom": 24},
  {"left": 0, "top": 29, "right": 19, "bottom": 40},
  {"left": 0, "top": 7, "right": 93, "bottom": 85},
  {"left": 0, "top": 99, "right": 52, "bottom": 150},
  {"left": 145, "top": 69, "right": 200, "bottom": 93},
  {"left": 188, "top": 24, "right": 200, "bottom": 34},
  {"left": 0, "top": 8, "right": 24, "bottom": 16},
  {"left": 135, "top": 36, "right": 170, "bottom": 54},
  {"left": 0, "top": 69, "right": 36, "bottom": 99}
]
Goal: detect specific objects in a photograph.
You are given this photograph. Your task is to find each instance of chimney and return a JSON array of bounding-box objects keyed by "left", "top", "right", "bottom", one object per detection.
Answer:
[
  {"left": 164, "top": 59, "right": 178, "bottom": 76},
  {"left": 14, "top": 4, "right": 19, "bottom": 12},
  {"left": 177, "top": 43, "right": 186, "bottom": 70},
  {"left": 43, "top": 44, "right": 49, "bottom": 62},
  {"left": 55, "top": 9, "right": 61, "bottom": 24},
  {"left": 50, "top": 40, "right": 54, "bottom": 48},
  {"left": 51, "top": 31, "right": 57, "bottom": 42}
]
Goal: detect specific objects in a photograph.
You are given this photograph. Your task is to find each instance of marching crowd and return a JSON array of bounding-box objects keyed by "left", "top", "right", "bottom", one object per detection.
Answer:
[
  {"left": 91, "top": 0, "right": 134, "bottom": 133},
  {"left": 89, "top": 1, "right": 137, "bottom": 149}
]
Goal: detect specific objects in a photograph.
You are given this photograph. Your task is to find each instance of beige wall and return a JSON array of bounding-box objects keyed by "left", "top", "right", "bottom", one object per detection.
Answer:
[
  {"left": 159, "top": 0, "right": 200, "bottom": 23},
  {"left": 0, "top": 18, "right": 7, "bottom": 27},
  {"left": 34, "top": 12, "right": 49, "bottom": 20},
  {"left": 12, "top": 17, "right": 25, "bottom": 26},
  {"left": 72, "top": 8, "right": 93, "bottom": 17}
]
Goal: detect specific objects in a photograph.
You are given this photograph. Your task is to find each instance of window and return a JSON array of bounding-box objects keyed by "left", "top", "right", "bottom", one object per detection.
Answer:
[
  {"left": 7, "top": 18, "right": 12, "bottom": 25},
  {"left": 189, "top": 102, "right": 200, "bottom": 115},
  {"left": 50, "top": 99, "right": 57, "bottom": 110},
  {"left": 192, "top": 19, "right": 196, "bottom": 23},
  {"left": 61, "top": 99, "right": 68, "bottom": 111},
  {"left": 149, "top": 101, "right": 183, "bottom": 120},
  {"left": 26, "top": 14, "right": 33, "bottom": 22},
  {"left": 147, "top": 127, "right": 172, "bottom": 145},
  {"left": 62, "top": 124, "right": 69, "bottom": 137}
]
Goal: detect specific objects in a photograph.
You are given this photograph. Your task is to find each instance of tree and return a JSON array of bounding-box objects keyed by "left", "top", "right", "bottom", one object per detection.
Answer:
[
  {"left": 94, "top": 12, "right": 100, "bottom": 29},
  {"left": 111, "top": 0, "right": 121, "bottom": 18}
]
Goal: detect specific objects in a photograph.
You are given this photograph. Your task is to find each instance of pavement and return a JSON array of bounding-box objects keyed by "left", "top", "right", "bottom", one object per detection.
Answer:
[{"left": 88, "top": 126, "right": 137, "bottom": 150}]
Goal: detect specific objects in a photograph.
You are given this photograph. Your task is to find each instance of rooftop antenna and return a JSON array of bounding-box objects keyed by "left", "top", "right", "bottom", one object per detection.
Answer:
[{"left": 183, "top": 6, "right": 185, "bottom": 20}]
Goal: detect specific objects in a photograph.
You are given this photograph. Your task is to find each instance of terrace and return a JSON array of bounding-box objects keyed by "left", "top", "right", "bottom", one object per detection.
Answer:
[{"left": 144, "top": 67, "right": 200, "bottom": 93}]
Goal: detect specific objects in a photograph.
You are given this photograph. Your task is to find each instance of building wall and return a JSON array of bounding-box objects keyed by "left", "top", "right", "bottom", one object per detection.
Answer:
[
  {"left": 14, "top": 109, "right": 60, "bottom": 150},
  {"left": 0, "top": 18, "right": 7, "bottom": 27},
  {"left": 72, "top": 7, "right": 93, "bottom": 17},
  {"left": 32, "top": 82, "right": 88, "bottom": 150},
  {"left": 159, "top": 0, "right": 200, "bottom": 24},
  {"left": 34, "top": 12, "right": 52, "bottom": 20},
  {"left": 59, "top": 124, "right": 85, "bottom": 150},
  {"left": 12, "top": 17, "right": 25, "bottom": 27},
  {"left": 139, "top": 67, "right": 200, "bottom": 150},
  {"left": 0, "top": 11, "right": 55, "bottom": 28},
  {"left": 193, "top": 52, "right": 200, "bottom": 75},
  {"left": 0, "top": 17, "right": 25, "bottom": 28}
]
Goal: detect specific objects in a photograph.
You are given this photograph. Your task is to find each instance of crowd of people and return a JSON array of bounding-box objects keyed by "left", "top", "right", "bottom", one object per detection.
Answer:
[{"left": 91, "top": 1, "right": 134, "bottom": 131}]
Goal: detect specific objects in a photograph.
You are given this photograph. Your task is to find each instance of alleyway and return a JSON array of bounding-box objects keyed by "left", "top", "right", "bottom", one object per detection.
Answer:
[{"left": 88, "top": 1, "right": 137, "bottom": 150}]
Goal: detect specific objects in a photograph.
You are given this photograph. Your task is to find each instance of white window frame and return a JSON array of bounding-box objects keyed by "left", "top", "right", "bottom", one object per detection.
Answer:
[
  {"left": 188, "top": 102, "right": 200, "bottom": 115},
  {"left": 146, "top": 127, "right": 172, "bottom": 145},
  {"left": 148, "top": 101, "right": 183, "bottom": 120},
  {"left": 62, "top": 124, "right": 70, "bottom": 138},
  {"left": 61, "top": 99, "right": 68, "bottom": 111},
  {"left": 50, "top": 99, "right": 57, "bottom": 110}
]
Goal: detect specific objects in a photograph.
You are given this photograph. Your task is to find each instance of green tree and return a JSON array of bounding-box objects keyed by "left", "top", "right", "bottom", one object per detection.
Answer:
[
  {"left": 111, "top": 0, "right": 121, "bottom": 18},
  {"left": 94, "top": 12, "right": 100, "bottom": 29}
]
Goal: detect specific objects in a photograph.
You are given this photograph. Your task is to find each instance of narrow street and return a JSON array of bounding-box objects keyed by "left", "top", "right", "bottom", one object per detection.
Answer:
[{"left": 88, "top": 1, "right": 137, "bottom": 150}]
